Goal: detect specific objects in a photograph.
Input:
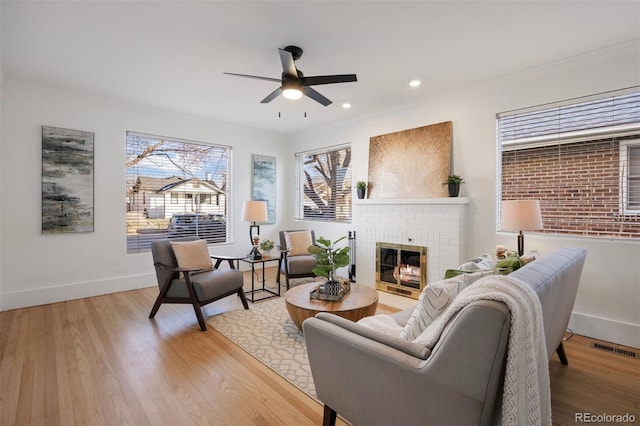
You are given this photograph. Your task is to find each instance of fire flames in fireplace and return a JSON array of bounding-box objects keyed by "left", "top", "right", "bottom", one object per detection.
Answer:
[{"left": 394, "top": 264, "right": 422, "bottom": 286}]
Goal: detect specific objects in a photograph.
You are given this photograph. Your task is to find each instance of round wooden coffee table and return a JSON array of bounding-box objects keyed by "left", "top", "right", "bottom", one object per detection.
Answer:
[{"left": 285, "top": 281, "right": 379, "bottom": 330}]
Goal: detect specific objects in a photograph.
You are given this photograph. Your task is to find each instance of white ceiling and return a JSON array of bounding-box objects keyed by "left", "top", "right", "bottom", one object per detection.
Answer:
[{"left": 2, "top": 1, "right": 639, "bottom": 135}]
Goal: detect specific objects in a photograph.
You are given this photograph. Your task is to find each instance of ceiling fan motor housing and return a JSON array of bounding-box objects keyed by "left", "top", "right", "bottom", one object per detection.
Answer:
[{"left": 283, "top": 45, "right": 303, "bottom": 61}]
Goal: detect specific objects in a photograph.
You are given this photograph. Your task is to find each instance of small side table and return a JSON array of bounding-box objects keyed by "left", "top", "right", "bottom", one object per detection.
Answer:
[
  {"left": 240, "top": 255, "right": 281, "bottom": 302},
  {"left": 210, "top": 254, "right": 246, "bottom": 270}
]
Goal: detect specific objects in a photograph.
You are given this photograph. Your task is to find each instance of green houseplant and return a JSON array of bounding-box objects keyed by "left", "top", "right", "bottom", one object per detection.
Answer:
[
  {"left": 259, "top": 239, "right": 274, "bottom": 254},
  {"left": 442, "top": 174, "right": 464, "bottom": 197},
  {"left": 356, "top": 181, "right": 367, "bottom": 199},
  {"left": 308, "top": 236, "right": 350, "bottom": 287}
]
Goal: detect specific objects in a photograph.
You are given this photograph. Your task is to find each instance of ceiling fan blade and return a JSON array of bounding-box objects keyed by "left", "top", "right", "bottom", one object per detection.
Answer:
[
  {"left": 278, "top": 48, "right": 298, "bottom": 78},
  {"left": 303, "top": 74, "right": 358, "bottom": 86},
  {"left": 261, "top": 87, "right": 282, "bottom": 104},
  {"left": 304, "top": 87, "right": 332, "bottom": 106},
  {"left": 223, "top": 72, "right": 281, "bottom": 83}
]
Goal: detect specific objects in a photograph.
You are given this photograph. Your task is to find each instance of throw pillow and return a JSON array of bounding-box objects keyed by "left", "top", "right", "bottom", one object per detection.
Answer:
[
  {"left": 399, "top": 270, "right": 497, "bottom": 340},
  {"left": 170, "top": 239, "right": 214, "bottom": 271},
  {"left": 495, "top": 254, "right": 522, "bottom": 272},
  {"left": 456, "top": 254, "right": 495, "bottom": 272},
  {"left": 285, "top": 231, "right": 313, "bottom": 257}
]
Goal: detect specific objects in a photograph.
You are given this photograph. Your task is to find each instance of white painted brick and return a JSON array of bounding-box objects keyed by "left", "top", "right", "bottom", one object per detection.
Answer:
[{"left": 355, "top": 201, "right": 468, "bottom": 291}]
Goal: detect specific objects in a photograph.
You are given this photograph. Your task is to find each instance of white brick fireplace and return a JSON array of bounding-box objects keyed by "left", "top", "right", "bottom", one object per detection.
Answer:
[{"left": 354, "top": 198, "right": 469, "bottom": 294}]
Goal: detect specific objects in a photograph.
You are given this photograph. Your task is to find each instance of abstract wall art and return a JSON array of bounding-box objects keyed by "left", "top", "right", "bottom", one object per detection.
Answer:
[
  {"left": 42, "top": 126, "right": 94, "bottom": 233},
  {"left": 252, "top": 154, "right": 276, "bottom": 224},
  {"left": 367, "top": 121, "right": 452, "bottom": 199}
]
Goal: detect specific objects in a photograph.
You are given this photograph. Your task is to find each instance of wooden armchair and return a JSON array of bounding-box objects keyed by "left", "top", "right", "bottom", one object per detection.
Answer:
[{"left": 149, "top": 238, "right": 248, "bottom": 331}]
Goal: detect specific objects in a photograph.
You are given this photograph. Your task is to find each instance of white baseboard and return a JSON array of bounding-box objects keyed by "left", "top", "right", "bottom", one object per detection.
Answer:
[
  {"left": 569, "top": 312, "right": 640, "bottom": 349},
  {"left": 0, "top": 273, "right": 157, "bottom": 311}
]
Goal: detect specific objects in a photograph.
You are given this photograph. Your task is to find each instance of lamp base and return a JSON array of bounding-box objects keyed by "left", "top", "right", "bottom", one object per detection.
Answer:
[
  {"left": 517, "top": 231, "right": 524, "bottom": 257},
  {"left": 248, "top": 246, "right": 262, "bottom": 260}
]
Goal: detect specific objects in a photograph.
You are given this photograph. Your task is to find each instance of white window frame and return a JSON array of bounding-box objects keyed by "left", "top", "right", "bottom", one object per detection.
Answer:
[
  {"left": 294, "top": 144, "right": 352, "bottom": 223},
  {"left": 620, "top": 139, "right": 640, "bottom": 215},
  {"left": 497, "top": 88, "right": 640, "bottom": 239},
  {"left": 126, "top": 131, "right": 232, "bottom": 253}
]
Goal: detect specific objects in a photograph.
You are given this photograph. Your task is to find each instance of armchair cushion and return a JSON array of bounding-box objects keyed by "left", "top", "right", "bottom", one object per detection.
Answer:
[
  {"left": 285, "top": 230, "right": 313, "bottom": 256},
  {"left": 164, "top": 268, "right": 243, "bottom": 301},
  {"left": 400, "top": 269, "right": 497, "bottom": 340},
  {"left": 170, "top": 239, "right": 213, "bottom": 271},
  {"left": 286, "top": 254, "right": 317, "bottom": 275}
]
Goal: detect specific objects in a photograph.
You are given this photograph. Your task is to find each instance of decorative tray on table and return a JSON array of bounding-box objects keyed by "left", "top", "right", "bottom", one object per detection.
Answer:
[{"left": 309, "top": 279, "right": 351, "bottom": 301}]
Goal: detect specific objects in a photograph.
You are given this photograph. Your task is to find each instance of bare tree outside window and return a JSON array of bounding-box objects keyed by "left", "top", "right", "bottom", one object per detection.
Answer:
[{"left": 296, "top": 146, "right": 352, "bottom": 222}]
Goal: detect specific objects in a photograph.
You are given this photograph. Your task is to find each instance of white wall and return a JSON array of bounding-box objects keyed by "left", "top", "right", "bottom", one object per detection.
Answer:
[
  {"left": 287, "top": 42, "right": 640, "bottom": 348},
  {"left": 0, "top": 81, "right": 288, "bottom": 310}
]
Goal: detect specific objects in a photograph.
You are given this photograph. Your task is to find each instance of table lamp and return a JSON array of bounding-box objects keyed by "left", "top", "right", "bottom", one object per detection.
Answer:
[
  {"left": 241, "top": 200, "right": 268, "bottom": 260},
  {"left": 500, "top": 199, "right": 543, "bottom": 256}
]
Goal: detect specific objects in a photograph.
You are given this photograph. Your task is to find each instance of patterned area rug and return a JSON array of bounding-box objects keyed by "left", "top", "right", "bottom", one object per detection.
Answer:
[{"left": 207, "top": 297, "right": 318, "bottom": 398}]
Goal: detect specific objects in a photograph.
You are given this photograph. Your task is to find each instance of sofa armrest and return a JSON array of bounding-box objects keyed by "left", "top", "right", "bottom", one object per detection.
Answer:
[{"left": 312, "top": 312, "right": 430, "bottom": 359}]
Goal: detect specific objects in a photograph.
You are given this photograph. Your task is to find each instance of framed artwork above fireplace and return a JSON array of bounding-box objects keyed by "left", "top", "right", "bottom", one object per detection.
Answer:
[{"left": 367, "top": 121, "right": 451, "bottom": 199}]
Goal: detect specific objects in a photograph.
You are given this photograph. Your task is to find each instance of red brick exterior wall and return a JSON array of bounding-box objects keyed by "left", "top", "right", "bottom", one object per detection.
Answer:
[{"left": 502, "top": 137, "right": 640, "bottom": 239}]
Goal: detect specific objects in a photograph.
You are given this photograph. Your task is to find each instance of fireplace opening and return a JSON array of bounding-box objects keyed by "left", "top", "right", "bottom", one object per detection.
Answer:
[{"left": 376, "top": 242, "right": 427, "bottom": 299}]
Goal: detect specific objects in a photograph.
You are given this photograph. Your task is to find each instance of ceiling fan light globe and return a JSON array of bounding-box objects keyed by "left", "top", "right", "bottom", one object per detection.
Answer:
[{"left": 283, "top": 88, "right": 303, "bottom": 100}]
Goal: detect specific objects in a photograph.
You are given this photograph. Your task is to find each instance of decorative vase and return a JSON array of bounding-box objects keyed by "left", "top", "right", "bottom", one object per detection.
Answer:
[
  {"left": 357, "top": 188, "right": 366, "bottom": 199},
  {"left": 325, "top": 270, "right": 339, "bottom": 295},
  {"left": 448, "top": 183, "right": 460, "bottom": 197}
]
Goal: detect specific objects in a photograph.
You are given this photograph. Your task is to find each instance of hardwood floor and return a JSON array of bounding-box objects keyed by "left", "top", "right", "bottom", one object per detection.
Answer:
[{"left": 1, "top": 269, "right": 638, "bottom": 425}]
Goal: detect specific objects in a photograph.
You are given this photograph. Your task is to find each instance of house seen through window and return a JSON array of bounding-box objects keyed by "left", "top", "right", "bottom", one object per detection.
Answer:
[
  {"left": 126, "top": 132, "right": 231, "bottom": 253},
  {"left": 498, "top": 89, "right": 640, "bottom": 239},
  {"left": 295, "top": 145, "right": 352, "bottom": 222}
]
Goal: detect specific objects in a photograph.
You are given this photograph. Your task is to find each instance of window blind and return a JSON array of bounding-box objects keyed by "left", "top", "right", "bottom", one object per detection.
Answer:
[
  {"left": 498, "top": 88, "right": 640, "bottom": 240},
  {"left": 294, "top": 145, "right": 352, "bottom": 223},
  {"left": 126, "top": 132, "right": 232, "bottom": 253}
]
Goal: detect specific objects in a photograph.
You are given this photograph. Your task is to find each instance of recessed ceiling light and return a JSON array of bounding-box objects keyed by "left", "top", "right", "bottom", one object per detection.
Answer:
[
  {"left": 342, "top": 103, "right": 352, "bottom": 109},
  {"left": 409, "top": 80, "right": 421, "bottom": 88}
]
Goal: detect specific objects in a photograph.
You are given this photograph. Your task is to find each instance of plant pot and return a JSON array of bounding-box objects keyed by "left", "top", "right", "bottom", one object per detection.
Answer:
[
  {"left": 448, "top": 183, "right": 460, "bottom": 197},
  {"left": 357, "top": 188, "right": 366, "bottom": 199}
]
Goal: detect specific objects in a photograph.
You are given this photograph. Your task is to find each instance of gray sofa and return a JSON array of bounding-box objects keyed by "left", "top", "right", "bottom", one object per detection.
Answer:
[{"left": 303, "top": 247, "right": 587, "bottom": 426}]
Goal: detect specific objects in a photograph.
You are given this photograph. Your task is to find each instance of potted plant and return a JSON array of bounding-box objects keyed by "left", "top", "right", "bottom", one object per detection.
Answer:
[
  {"left": 259, "top": 239, "right": 274, "bottom": 255},
  {"left": 308, "top": 236, "right": 350, "bottom": 294},
  {"left": 443, "top": 174, "right": 464, "bottom": 197},
  {"left": 356, "top": 181, "right": 367, "bottom": 199}
]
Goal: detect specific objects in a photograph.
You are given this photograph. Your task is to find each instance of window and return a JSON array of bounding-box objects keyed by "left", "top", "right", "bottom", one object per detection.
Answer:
[
  {"left": 126, "top": 132, "right": 231, "bottom": 253},
  {"left": 620, "top": 140, "right": 640, "bottom": 214},
  {"left": 498, "top": 89, "right": 640, "bottom": 239},
  {"left": 294, "top": 145, "right": 352, "bottom": 222}
]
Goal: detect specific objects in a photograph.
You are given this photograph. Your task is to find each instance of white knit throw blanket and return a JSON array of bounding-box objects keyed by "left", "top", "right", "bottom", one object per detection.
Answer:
[{"left": 414, "top": 275, "right": 552, "bottom": 426}]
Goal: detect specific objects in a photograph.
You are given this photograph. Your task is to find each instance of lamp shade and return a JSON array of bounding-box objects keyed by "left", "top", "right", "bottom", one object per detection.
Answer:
[
  {"left": 500, "top": 200, "right": 543, "bottom": 231},
  {"left": 241, "top": 200, "right": 268, "bottom": 223}
]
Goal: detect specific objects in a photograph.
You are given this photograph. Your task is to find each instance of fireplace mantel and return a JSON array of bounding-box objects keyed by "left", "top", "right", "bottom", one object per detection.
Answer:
[{"left": 356, "top": 197, "right": 469, "bottom": 205}]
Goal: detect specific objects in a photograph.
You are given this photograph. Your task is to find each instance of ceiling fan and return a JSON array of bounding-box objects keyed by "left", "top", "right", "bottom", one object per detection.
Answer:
[{"left": 223, "top": 45, "right": 357, "bottom": 106}]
